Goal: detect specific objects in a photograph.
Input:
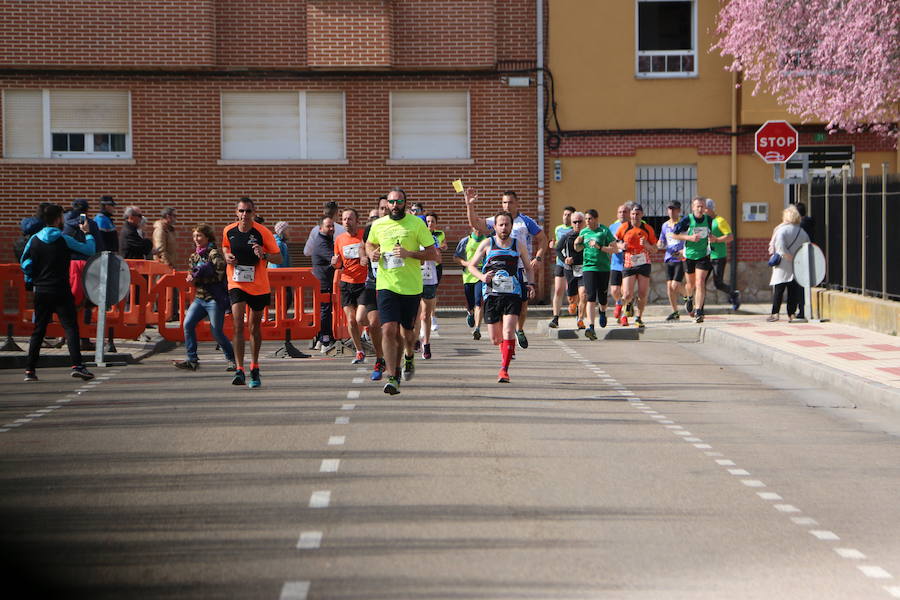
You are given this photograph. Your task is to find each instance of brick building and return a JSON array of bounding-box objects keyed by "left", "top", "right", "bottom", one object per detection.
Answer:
[{"left": 0, "top": 0, "right": 546, "bottom": 307}]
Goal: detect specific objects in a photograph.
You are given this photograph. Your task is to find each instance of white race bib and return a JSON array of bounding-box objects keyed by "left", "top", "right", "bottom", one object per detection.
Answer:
[
  {"left": 232, "top": 264, "right": 256, "bottom": 282},
  {"left": 343, "top": 243, "right": 360, "bottom": 259},
  {"left": 630, "top": 253, "right": 648, "bottom": 267},
  {"left": 693, "top": 226, "right": 709, "bottom": 239},
  {"left": 492, "top": 272, "right": 515, "bottom": 294},
  {"left": 572, "top": 264, "right": 584, "bottom": 277},
  {"left": 383, "top": 252, "right": 405, "bottom": 269},
  {"left": 421, "top": 262, "right": 437, "bottom": 284}
]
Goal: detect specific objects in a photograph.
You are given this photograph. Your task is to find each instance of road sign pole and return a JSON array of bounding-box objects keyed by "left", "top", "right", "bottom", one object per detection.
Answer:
[{"left": 94, "top": 251, "right": 109, "bottom": 366}]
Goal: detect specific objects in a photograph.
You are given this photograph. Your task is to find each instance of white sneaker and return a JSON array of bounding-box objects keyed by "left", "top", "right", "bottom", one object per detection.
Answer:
[{"left": 431, "top": 316, "right": 439, "bottom": 331}]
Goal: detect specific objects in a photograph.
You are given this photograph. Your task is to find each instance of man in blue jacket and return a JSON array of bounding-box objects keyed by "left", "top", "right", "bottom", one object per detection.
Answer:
[{"left": 20, "top": 203, "right": 97, "bottom": 382}]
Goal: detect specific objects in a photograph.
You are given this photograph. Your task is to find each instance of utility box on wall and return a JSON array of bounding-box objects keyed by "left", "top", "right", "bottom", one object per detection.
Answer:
[{"left": 743, "top": 202, "right": 768, "bottom": 222}]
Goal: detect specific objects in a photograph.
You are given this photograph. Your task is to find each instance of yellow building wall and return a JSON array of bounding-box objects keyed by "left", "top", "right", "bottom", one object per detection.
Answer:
[{"left": 549, "top": 0, "right": 734, "bottom": 130}]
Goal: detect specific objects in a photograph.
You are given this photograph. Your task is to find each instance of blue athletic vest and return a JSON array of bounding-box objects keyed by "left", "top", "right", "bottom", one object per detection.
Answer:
[{"left": 482, "top": 236, "right": 522, "bottom": 296}]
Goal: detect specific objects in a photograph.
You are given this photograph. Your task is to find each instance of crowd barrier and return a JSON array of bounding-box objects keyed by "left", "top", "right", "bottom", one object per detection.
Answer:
[{"left": 1, "top": 262, "right": 327, "bottom": 345}]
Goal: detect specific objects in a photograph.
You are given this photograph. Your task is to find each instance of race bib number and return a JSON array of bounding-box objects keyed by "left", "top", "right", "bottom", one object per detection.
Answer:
[
  {"left": 492, "top": 272, "right": 515, "bottom": 294},
  {"left": 693, "top": 226, "right": 709, "bottom": 239},
  {"left": 421, "top": 262, "right": 437, "bottom": 284},
  {"left": 232, "top": 264, "right": 256, "bottom": 283},
  {"left": 383, "top": 252, "right": 405, "bottom": 269},
  {"left": 573, "top": 265, "right": 584, "bottom": 277},
  {"left": 343, "top": 243, "right": 360, "bottom": 259},
  {"left": 630, "top": 253, "right": 648, "bottom": 267}
]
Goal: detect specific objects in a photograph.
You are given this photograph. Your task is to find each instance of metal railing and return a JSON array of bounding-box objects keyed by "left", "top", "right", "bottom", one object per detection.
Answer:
[{"left": 807, "top": 164, "right": 899, "bottom": 301}]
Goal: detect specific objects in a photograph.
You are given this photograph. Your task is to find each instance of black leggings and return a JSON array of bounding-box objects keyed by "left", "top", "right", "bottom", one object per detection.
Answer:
[
  {"left": 771, "top": 280, "right": 803, "bottom": 318},
  {"left": 28, "top": 291, "right": 84, "bottom": 370},
  {"left": 709, "top": 257, "right": 734, "bottom": 295}
]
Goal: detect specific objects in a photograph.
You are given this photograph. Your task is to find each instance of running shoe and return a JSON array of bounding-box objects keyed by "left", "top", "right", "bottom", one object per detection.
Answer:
[
  {"left": 613, "top": 303, "right": 622, "bottom": 319},
  {"left": 625, "top": 302, "right": 634, "bottom": 317},
  {"left": 248, "top": 368, "right": 261, "bottom": 388},
  {"left": 576, "top": 319, "right": 585, "bottom": 330},
  {"left": 585, "top": 327, "right": 597, "bottom": 341},
  {"left": 515, "top": 330, "right": 529, "bottom": 349},
  {"left": 472, "top": 328, "right": 481, "bottom": 341},
  {"left": 383, "top": 375, "right": 400, "bottom": 395},
  {"left": 402, "top": 355, "right": 415, "bottom": 381},
  {"left": 695, "top": 310, "right": 704, "bottom": 324},
  {"left": 731, "top": 290, "right": 742, "bottom": 311},
  {"left": 466, "top": 312, "right": 476, "bottom": 328},
  {"left": 665, "top": 311, "right": 680, "bottom": 322},
  {"left": 498, "top": 369, "right": 510, "bottom": 383},
  {"left": 635, "top": 317, "right": 645, "bottom": 328},
  {"left": 371, "top": 358, "right": 386, "bottom": 381},
  {"left": 174, "top": 359, "right": 199, "bottom": 371},
  {"left": 231, "top": 369, "right": 246, "bottom": 386},
  {"left": 423, "top": 344, "right": 432, "bottom": 360},
  {"left": 620, "top": 315, "right": 628, "bottom": 327},
  {"left": 431, "top": 316, "right": 439, "bottom": 331},
  {"left": 24, "top": 370, "right": 38, "bottom": 382},
  {"left": 226, "top": 361, "right": 237, "bottom": 372},
  {"left": 414, "top": 340, "right": 422, "bottom": 353},
  {"left": 548, "top": 315, "right": 559, "bottom": 329},
  {"left": 351, "top": 351, "right": 366, "bottom": 365},
  {"left": 684, "top": 296, "right": 694, "bottom": 314},
  {"left": 71, "top": 365, "right": 95, "bottom": 380},
  {"left": 598, "top": 312, "right": 608, "bottom": 328},
  {"left": 320, "top": 339, "right": 336, "bottom": 354}
]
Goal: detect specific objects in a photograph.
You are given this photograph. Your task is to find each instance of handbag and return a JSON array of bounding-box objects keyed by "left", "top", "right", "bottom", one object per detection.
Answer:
[{"left": 769, "top": 228, "right": 802, "bottom": 267}]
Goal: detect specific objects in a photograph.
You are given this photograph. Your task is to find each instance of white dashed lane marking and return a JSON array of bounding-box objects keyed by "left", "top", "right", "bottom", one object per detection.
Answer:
[
  {"left": 279, "top": 581, "right": 310, "bottom": 600},
  {"left": 309, "top": 491, "right": 331, "bottom": 508},
  {"left": 296, "top": 531, "right": 323, "bottom": 550}
]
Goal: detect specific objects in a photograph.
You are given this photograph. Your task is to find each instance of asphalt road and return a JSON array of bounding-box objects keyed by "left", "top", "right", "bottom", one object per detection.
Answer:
[{"left": 1, "top": 317, "right": 899, "bottom": 599}]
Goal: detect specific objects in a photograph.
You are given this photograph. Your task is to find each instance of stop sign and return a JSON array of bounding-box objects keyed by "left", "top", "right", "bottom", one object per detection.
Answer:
[{"left": 755, "top": 120, "right": 799, "bottom": 163}]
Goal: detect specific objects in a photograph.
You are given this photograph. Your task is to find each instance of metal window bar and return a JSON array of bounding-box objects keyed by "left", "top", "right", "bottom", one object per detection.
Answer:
[{"left": 635, "top": 165, "right": 697, "bottom": 217}]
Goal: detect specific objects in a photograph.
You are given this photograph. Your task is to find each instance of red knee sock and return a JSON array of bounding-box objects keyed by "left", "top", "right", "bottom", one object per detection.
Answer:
[{"left": 500, "top": 339, "right": 515, "bottom": 369}]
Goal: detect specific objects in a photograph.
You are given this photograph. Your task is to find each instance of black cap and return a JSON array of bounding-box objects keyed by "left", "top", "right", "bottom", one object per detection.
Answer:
[
  {"left": 72, "top": 199, "right": 89, "bottom": 212},
  {"left": 667, "top": 200, "right": 681, "bottom": 209},
  {"left": 100, "top": 195, "right": 116, "bottom": 206}
]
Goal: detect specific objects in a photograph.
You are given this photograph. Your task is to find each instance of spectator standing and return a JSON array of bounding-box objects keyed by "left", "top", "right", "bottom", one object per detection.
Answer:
[
  {"left": 796, "top": 202, "right": 815, "bottom": 240},
  {"left": 119, "top": 206, "right": 152, "bottom": 259},
  {"left": 20, "top": 204, "right": 96, "bottom": 382},
  {"left": 270, "top": 221, "right": 291, "bottom": 268},
  {"left": 14, "top": 217, "right": 43, "bottom": 262},
  {"left": 310, "top": 215, "right": 337, "bottom": 352},
  {"left": 63, "top": 199, "right": 102, "bottom": 350},
  {"left": 304, "top": 201, "right": 346, "bottom": 256},
  {"left": 153, "top": 207, "right": 178, "bottom": 268},
  {"left": 94, "top": 195, "right": 119, "bottom": 253},
  {"left": 767, "top": 205, "right": 810, "bottom": 322}
]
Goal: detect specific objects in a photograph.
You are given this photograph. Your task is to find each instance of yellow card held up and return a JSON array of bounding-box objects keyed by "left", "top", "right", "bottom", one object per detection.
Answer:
[{"left": 452, "top": 179, "right": 464, "bottom": 194}]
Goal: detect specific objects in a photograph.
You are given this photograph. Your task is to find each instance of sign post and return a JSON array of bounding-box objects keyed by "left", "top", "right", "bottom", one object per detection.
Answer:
[{"left": 792, "top": 242, "right": 827, "bottom": 323}]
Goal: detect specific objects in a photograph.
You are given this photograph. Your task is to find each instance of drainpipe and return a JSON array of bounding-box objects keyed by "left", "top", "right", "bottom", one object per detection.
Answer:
[
  {"left": 536, "top": 0, "right": 545, "bottom": 230},
  {"left": 730, "top": 70, "right": 740, "bottom": 290}
]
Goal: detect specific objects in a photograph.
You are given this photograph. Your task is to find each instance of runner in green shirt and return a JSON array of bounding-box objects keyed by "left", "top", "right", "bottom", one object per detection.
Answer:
[
  {"left": 671, "top": 197, "right": 717, "bottom": 323},
  {"left": 574, "top": 209, "right": 618, "bottom": 340},
  {"left": 550, "top": 206, "right": 575, "bottom": 328},
  {"left": 365, "top": 188, "right": 439, "bottom": 395},
  {"left": 704, "top": 198, "right": 741, "bottom": 311}
]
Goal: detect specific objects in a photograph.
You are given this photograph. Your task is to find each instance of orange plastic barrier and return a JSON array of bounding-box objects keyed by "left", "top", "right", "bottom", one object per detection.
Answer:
[
  {"left": 331, "top": 270, "right": 350, "bottom": 340},
  {"left": 152, "top": 268, "right": 326, "bottom": 342},
  {"left": 126, "top": 259, "right": 174, "bottom": 324}
]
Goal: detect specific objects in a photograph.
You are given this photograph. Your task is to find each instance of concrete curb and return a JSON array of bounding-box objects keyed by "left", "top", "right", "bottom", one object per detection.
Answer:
[{"left": 700, "top": 326, "right": 900, "bottom": 416}]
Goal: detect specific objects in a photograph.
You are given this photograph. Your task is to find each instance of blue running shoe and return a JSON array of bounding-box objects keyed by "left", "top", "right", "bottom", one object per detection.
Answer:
[{"left": 248, "top": 368, "right": 261, "bottom": 389}]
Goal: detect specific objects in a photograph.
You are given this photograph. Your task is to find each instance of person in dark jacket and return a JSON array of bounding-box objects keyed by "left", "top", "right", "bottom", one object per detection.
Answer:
[
  {"left": 119, "top": 205, "right": 152, "bottom": 259},
  {"left": 94, "top": 195, "right": 119, "bottom": 253},
  {"left": 63, "top": 198, "right": 104, "bottom": 350},
  {"left": 14, "top": 217, "right": 43, "bottom": 262},
  {"left": 20, "top": 204, "right": 96, "bottom": 382},
  {"left": 310, "top": 215, "right": 336, "bottom": 352}
]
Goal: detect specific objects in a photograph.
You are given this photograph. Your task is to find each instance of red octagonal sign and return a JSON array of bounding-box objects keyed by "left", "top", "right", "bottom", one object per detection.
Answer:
[{"left": 755, "top": 120, "right": 799, "bottom": 163}]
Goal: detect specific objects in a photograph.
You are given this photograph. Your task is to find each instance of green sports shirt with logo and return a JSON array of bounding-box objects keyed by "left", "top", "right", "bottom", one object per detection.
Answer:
[{"left": 577, "top": 225, "right": 615, "bottom": 272}]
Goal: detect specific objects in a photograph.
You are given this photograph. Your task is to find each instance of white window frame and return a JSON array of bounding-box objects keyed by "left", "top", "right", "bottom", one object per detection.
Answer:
[
  {"left": 2, "top": 89, "right": 132, "bottom": 160},
  {"left": 218, "top": 90, "right": 347, "bottom": 163},
  {"left": 635, "top": 0, "right": 698, "bottom": 79},
  {"left": 388, "top": 90, "right": 472, "bottom": 164},
  {"left": 635, "top": 164, "right": 697, "bottom": 217}
]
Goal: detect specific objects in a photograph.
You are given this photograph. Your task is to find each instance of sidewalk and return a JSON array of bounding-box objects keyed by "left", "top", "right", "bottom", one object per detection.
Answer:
[{"left": 535, "top": 302, "right": 900, "bottom": 415}]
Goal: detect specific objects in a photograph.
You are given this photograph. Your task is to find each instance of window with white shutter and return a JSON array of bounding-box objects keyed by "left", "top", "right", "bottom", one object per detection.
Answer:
[
  {"left": 2, "top": 89, "right": 131, "bottom": 159},
  {"left": 220, "top": 91, "right": 345, "bottom": 161},
  {"left": 390, "top": 91, "right": 470, "bottom": 160}
]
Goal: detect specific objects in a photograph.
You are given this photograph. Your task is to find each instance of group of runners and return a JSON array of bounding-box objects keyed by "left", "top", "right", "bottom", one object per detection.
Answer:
[{"left": 170, "top": 191, "right": 740, "bottom": 391}]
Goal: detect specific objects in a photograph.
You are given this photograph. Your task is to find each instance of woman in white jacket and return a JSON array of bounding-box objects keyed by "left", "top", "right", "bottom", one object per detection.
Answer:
[{"left": 767, "top": 205, "right": 810, "bottom": 322}]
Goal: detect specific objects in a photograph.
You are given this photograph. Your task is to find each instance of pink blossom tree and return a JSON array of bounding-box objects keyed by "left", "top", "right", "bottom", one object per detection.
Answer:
[{"left": 713, "top": 0, "right": 900, "bottom": 135}]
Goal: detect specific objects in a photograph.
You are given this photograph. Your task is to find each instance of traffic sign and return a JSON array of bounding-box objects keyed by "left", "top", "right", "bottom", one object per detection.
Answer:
[
  {"left": 84, "top": 252, "right": 131, "bottom": 308},
  {"left": 793, "top": 242, "right": 826, "bottom": 288},
  {"left": 755, "top": 120, "right": 799, "bottom": 163}
]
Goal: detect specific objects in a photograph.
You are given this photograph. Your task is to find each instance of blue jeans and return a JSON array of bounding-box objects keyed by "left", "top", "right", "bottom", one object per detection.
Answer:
[{"left": 184, "top": 297, "right": 234, "bottom": 363}]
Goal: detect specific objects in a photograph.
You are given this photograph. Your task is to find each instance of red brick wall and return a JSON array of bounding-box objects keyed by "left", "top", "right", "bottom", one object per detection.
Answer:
[
  {"left": 393, "top": 0, "right": 496, "bottom": 68},
  {"left": 737, "top": 238, "right": 772, "bottom": 262},
  {"left": 216, "top": 0, "right": 307, "bottom": 67},
  {"left": 0, "top": 0, "right": 217, "bottom": 67},
  {"left": 0, "top": 74, "right": 538, "bottom": 307},
  {"left": 307, "top": 0, "right": 393, "bottom": 67}
]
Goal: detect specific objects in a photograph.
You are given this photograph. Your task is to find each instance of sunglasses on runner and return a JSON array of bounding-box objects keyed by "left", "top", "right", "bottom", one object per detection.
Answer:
[
  {"left": 237, "top": 208, "right": 254, "bottom": 213},
  {"left": 387, "top": 199, "right": 405, "bottom": 204}
]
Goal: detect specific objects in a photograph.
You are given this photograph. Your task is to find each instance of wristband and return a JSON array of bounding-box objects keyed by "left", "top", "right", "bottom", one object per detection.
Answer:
[{"left": 535, "top": 255, "right": 543, "bottom": 261}]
